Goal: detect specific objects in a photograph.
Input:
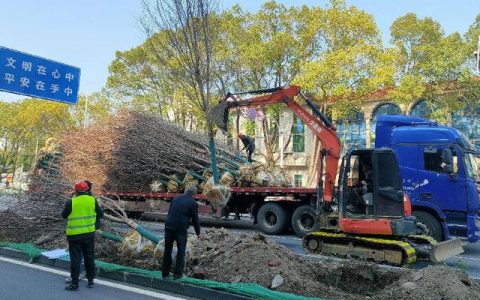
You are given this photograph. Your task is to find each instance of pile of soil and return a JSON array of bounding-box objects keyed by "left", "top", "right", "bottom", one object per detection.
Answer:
[
  {"left": 186, "top": 228, "right": 402, "bottom": 299},
  {"left": 186, "top": 228, "right": 480, "bottom": 299},
  {"left": 375, "top": 264, "right": 480, "bottom": 300}
]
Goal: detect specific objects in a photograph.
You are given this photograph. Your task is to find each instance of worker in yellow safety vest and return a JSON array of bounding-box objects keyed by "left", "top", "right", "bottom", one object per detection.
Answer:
[{"left": 62, "top": 180, "right": 103, "bottom": 291}]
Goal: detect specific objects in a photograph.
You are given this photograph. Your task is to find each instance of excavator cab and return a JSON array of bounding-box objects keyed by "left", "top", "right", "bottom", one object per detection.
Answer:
[
  {"left": 336, "top": 148, "right": 418, "bottom": 237},
  {"left": 340, "top": 149, "right": 409, "bottom": 223}
]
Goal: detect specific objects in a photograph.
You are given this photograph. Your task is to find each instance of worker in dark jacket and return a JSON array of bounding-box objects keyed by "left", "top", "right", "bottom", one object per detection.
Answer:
[
  {"left": 162, "top": 185, "right": 201, "bottom": 280},
  {"left": 237, "top": 133, "right": 255, "bottom": 162},
  {"left": 62, "top": 180, "right": 104, "bottom": 291}
]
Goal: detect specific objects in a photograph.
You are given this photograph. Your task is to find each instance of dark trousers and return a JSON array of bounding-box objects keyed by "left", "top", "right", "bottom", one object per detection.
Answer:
[
  {"left": 162, "top": 229, "right": 187, "bottom": 279},
  {"left": 247, "top": 148, "right": 254, "bottom": 162},
  {"left": 68, "top": 236, "right": 95, "bottom": 285}
]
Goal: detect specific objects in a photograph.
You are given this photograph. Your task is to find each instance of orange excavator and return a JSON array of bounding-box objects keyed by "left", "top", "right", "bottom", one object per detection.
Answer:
[{"left": 210, "top": 85, "right": 463, "bottom": 266}]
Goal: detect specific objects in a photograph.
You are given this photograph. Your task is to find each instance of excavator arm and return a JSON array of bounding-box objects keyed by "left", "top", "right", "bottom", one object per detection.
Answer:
[{"left": 210, "top": 85, "right": 341, "bottom": 204}]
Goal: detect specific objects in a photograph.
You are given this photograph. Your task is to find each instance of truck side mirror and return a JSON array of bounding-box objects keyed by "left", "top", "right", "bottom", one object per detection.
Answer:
[{"left": 442, "top": 148, "right": 454, "bottom": 174}]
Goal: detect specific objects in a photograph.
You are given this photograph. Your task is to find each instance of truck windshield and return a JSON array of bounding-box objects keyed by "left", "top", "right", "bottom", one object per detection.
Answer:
[
  {"left": 464, "top": 153, "right": 479, "bottom": 179},
  {"left": 458, "top": 132, "right": 476, "bottom": 151}
]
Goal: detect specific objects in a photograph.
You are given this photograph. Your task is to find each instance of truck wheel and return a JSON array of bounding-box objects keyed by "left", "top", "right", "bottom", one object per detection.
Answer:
[
  {"left": 257, "top": 203, "right": 288, "bottom": 235},
  {"left": 291, "top": 205, "right": 317, "bottom": 237},
  {"left": 413, "top": 211, "right": 444, "bottom": 242}
]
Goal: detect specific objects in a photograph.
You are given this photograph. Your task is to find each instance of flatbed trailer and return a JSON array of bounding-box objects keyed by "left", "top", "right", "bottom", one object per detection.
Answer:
[{"left": 100, "top": 186, "right": 318, "bottom": 237}]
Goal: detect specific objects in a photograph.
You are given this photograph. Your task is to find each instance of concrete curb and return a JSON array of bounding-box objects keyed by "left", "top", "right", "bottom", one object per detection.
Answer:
[{"left": 0, "top": 247, "right": 252, "bottom": 300}]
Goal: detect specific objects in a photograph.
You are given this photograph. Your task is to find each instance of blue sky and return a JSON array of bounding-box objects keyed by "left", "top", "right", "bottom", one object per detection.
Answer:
[{"left": 0, "top": 0, "right": 479, "bottom": 102}]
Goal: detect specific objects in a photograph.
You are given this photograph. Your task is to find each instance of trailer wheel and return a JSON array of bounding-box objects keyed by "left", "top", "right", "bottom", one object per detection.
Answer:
[
  {"left": 257, "top": 203, "right": 288, "bottom": 235},
  {"left": 292, "top": 205, "right": 317, "bottom": 237},
  {"left": 413, "top": 211, "right": 444, "bottom": 242}
]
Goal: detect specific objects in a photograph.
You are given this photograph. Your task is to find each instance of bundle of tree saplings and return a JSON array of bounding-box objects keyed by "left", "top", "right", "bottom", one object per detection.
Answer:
[
  {"left": 27, "top": 110, "right": 294, "bottom": 209},
  {"left": 59, "top": 110, "right": 243, "bottom": 194},
  {"left": 57, "top": 110, "right": 292, "bottom": 192}
]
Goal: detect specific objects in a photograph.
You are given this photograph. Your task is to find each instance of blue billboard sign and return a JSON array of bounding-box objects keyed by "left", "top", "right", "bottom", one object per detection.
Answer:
[{"left": 0, "top": 47, "right": 80, "bottom": 104}]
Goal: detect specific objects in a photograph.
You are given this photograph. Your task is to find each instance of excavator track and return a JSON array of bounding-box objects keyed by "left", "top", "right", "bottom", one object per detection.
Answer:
[
  {"left": 407, "top": 235, "right": 437, "bottom": 244},
  {"left": 403, "top": 235, "right": 437, "bottom": 260},
  {"left": 303, "top": 231, "right": 417, "bottom": 267}
]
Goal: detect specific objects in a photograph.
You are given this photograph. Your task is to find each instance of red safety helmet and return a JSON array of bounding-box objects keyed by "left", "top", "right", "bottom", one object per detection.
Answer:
[
  {"left": 74, "top": 180, "right": 89, "bottom": 192},
  {"left": 237, "top": 133, "right": 244, "bottom": 138}
]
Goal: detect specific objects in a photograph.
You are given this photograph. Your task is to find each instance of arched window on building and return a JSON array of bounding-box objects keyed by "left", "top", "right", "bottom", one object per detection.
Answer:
[
  {"left": 336, "top": 111, "right": 366, "bottom": 151},
  {"left": 410, "top": 100, "right": 432, "bottom": 119},
  {"left": 452, "top": 105, "right": 480, "bottom": 151},
  {"left": 370, "top": 103, "right": 402, "bottom": 142}
]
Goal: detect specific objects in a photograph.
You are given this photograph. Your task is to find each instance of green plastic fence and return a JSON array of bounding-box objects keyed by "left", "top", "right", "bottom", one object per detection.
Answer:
[
  {"left": 0, "top": 242, "right": 327, "bottom": 300},
  {"left": 0, "top": 242, "right": 44, "bottom": 262}
]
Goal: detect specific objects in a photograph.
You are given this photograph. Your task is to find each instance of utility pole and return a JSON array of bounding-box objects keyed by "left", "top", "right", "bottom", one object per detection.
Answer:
[
  {"left": 83, "top": 95, "right": 89, "bottom": 129},
  {"left": 475, "top": 35, "right": 480, "bottom": 73},
  {"left": 279, "top": 130, "right": 285, "bottom": 168}
]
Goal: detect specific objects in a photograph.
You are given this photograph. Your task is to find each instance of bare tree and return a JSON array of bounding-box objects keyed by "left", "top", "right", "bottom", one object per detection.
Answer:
[{"left": 140, "top": 0, "right": 221, "bottom": 182}]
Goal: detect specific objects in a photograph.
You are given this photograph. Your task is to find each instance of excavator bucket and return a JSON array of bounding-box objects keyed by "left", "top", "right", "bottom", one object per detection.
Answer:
[
  {"left": 209, "top": 101, "right": 230, "bottom": 133},
  {"left": 429, "top": 238, "right": 464, "bottom": 262}
]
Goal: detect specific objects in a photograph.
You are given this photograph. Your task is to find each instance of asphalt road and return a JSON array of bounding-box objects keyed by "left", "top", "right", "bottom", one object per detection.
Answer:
[
  {"left": 443, "top": 242, "right": 480, "bottom": 277},
  {"left": 0, "top": 256, "right": 190, "bottom": 300},
  {"left": 122, "top": 219, "right": 480, "bottom": 278}
]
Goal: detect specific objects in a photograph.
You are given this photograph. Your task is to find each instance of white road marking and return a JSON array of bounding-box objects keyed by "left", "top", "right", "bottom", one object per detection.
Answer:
[
  {"left": 0, "top": 256, "right": 186, "bottom": 300},
  {"left": 454, "top": 256, "right": 480, "bottom": 262},
  {"left": 270, "top": 235, "right": 302, "bottom": 241}
]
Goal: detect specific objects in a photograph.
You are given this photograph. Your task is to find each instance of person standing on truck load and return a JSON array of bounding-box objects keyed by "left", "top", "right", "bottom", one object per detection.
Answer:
[
  {"left": 162, "top": 185, "right": 201, "bottom": 280},
  {"left": 62, "top": 180, "right": 104, "bottom": 291},
  {"left": 237, "top": 132, "right": 255, "bottom": 162}
]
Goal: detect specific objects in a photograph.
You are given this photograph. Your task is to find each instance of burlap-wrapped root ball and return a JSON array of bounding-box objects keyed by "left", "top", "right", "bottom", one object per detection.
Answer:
[
  {"left": 220, "top": 172, "right": 235, "bottom": 186},
  {"left": 150, "top": 180, "right": 166, "bottom": 192},
  {"left": 203, "top": 177, "right": 232, "bottom": 208},
  {"left": 167, "top": 175, "right": 182, "bottom": 193},
  {"left": 120, "top": 230, "right": 155, "bottom": 257},
  {"left": 237, "top": 164, "right": 256, "bottom": 187},
  {"left": 153, "top": 235, "right": 197, "bottom": 260},
  {"left": 255, "top": 170, "right": 273, "bottom": 186},
  {"left": 183, "top": 173, "right": 199, "bottom": 191}
]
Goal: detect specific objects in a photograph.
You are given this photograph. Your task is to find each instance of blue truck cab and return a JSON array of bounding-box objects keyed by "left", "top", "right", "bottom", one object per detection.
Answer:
[{"left": 375, "top": 115, "right": 480, "bottom": 243}]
